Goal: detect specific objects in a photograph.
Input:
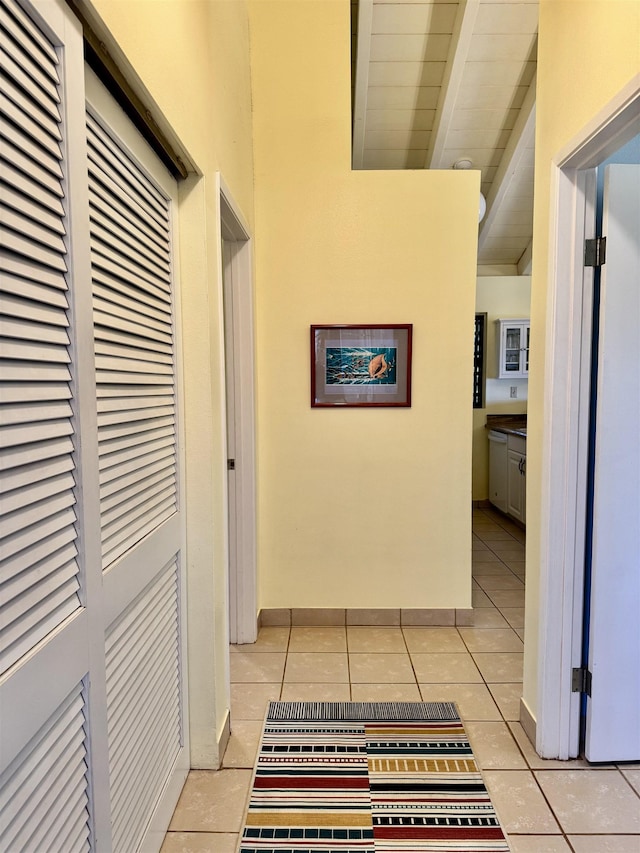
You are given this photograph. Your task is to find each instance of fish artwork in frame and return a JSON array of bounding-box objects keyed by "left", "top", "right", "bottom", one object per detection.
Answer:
[{"left": 310, "top": 324, "right": 412, "bottom": 407}]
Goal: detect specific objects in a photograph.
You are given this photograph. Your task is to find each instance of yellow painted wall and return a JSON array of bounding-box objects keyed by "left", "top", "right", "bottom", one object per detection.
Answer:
[
  {"left": 524, "top": 0, "right": 640, "bottom": 721},
  {"left": 473, "top": 277, "right": 531, "bottom": 501},
  {"left": 90, "top": 0, "right": 254, "bottom": 766},
  {"left": 250, "top": 0, "right": 479, "bottom": 610}
]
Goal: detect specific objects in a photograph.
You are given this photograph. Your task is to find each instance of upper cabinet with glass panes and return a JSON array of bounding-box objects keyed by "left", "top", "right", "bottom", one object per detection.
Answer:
[{"left": 496, "top": 319, "right": 530, "bottom": 379}]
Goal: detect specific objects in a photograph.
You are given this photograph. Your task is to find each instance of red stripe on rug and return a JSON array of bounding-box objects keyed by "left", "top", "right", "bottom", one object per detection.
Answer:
[{"left": 374, "top": 827, "right": 506, "bottom": 840}]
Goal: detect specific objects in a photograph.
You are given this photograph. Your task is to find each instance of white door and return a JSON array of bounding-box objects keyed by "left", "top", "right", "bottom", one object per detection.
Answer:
[
  {"left": 585, "top": 164, "right": 640, "bottom": 762},
  {"left": 0, "top": 2, "right": 188, "bottom": 849},
  {"left": 85, "top": 70, "right": 189, "bottom": 849}
]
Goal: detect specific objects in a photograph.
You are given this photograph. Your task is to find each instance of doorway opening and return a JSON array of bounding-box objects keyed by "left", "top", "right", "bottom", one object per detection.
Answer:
[
  {"left": 219, "top": 181, "right": 257, "bottom": 645},
  {"left": 535, "top": 80, "right": 640, "bottom": 761}
]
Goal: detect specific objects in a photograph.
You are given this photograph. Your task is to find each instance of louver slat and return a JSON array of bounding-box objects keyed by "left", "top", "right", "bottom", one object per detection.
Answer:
[
  {"left": 1, "top": 543, "right": 78, "bottom": 609},
  {"left": 0, "top": 28, "right": 61, "bottom": 107},
  {"left": 0, "top": 13, "right": 81, "bottom": 678},
  {"left": 88, "top": 172, "right": 170, "bottom": 259},
  {"left": 0, "top": 76, "right": 62, "bottom": 142},
  {"left": 88, "top": 110, "right": 177, "bottom": 569},
  {"left": 106, "top": 562, "right": 181, "bottom": 853},
  {"left": 0, "top": 127, "right": 62, "bottom": 187},
  {"left": 0, "top": 685, "right": 90, "bottom": 853},
  {"left": 86, "top": 115, "right": 167, "bottom": 222},
  {"left": 1, "top": 0, "right": 60, "bottom": 70}
]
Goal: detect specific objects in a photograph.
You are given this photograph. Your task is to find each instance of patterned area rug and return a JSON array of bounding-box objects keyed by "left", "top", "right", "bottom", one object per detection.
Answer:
[{"left": 240, "top": 701, "right": 510, "bottom": 852}]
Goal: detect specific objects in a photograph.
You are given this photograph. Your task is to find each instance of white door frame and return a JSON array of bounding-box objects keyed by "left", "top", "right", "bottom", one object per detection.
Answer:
[
  {"left": 536, "top": 75, "right": 640, "bottom": 759},
  {"left": 217, "top": 175, "right": 258, "bottom": 645}
]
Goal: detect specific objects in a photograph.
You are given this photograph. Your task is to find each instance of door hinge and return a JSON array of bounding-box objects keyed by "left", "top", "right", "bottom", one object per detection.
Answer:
[
  {"left": 227, "top": 458, "right": 235, "bottom": 470},
  {"left": 585, "top": 236, "right": 606, "bottom": 268},
  {"left": 572, "top": 666, "right": 592, "bottom": 696}
]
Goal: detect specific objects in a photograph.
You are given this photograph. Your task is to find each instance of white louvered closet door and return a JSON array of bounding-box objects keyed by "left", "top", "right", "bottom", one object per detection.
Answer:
[
  {"left": 85, "top": 67, "right": 189, "bottom": 853},
  {"left": 0, "top": 1, "right": 101, "bottom": 850},
  {"left": 1, "top": 2, "right": 188, "bottom": 850}
]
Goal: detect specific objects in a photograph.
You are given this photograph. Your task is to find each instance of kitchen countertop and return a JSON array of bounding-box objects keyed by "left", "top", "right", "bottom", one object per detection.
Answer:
[{"left": 485, "top": 414, "right": 527, "bottom": 438}]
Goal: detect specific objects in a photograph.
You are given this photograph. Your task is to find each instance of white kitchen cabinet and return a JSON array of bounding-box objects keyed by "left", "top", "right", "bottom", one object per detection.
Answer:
[
  {"left": 506, "top": 434, "right": 526, "bottom": 524},
  {"left": 488, "top": 431, "right": 508, "bottom": 513},
  {"left": 497, "top": 319, "right": 530, "bottom": 378},
  {"left": 488, "top": 430, "right": 526, "bottom": 524}
]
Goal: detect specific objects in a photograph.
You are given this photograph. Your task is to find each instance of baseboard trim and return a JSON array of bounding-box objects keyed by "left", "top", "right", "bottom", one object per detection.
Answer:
[
  {"left": 258, "top": 608, "right": 473, "bottom": 627},
  {"left": 217, "top": 708, "right": 231, "bottom": 768},
  {"left": 519, "top": 696, "right": 537, "bottom": 750}
]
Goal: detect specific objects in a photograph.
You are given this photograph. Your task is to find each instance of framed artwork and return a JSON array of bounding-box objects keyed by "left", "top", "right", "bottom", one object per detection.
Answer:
[{"left": 310, "top": 324, "right": 413, "bottom": 408}]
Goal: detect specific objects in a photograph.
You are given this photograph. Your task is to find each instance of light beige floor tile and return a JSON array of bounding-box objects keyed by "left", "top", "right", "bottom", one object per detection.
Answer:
[
  {"left": 466, "top": 721, "right": 527, "bottom": 769},
  {"left": 471, "top": 608, "right": 510, "bottom": 628},
  {"left": 411, "top": 652, "right": 482, "bottom": 683},
  {"left": 507, "top": 835, "right": 571, "bottom": 852},
  {"left": 477, "top": 575, "right": 524, "bottom": 591},
  {"left": 482, "top": 770, "right": 560, "bottom": 833},
  {"left": 473, "top": 523, "right": 503, "bottom": 533},
  {"left": 284, "top": 652, "right": 349, "bottom": 683},
  {"left": 480, "top": 531, "right": 519, "bottom": 541},
  {"left": 487, "top": 589, "right": 526, "bottom": 608},
  {"left": 535, "top": 770, "right": 640, "bottom": 833},
  {"left": 489, "top": 542, "right": 526, "bottom": 556},
  {"left": 567, "top": 836, "right": 640, "bottom": 852},
  {"left": 459, "top": 628, "right": 524, "bottom": 653},
  {"left": 418, "top": 683, "right": 501, "bottom": 721},
  {"left": 222, "top": 720, "right": 262, "bottom": 768},
  {"left": 501, "top": 608, "right": 525, "bottom": 629},
  {"left": 472, "top": 552, "right": 504, "bottom": 563},
  {"left": 230, "top": 627, "right": 289, "bottom": 654},
  {"left": 473, "top": 589, "right": 494, "bottom": 608},
  {"left": 346, "top": 626, "right": 406, "bottom": 653},
  {"left": 169, "top": 770, "right": 253, "bottom": 833},
  {"left": 288, "top": 627, "right": 346, "bottom": 653},
  {"left": 488, "top": 683, "right": 523, "bottom": 721},
  {"left": 349, "top": 652, "right": 415, "bottom": 684},
  {"left": 620, "top": 767, "right": 640, "bottom": 795},
  {"left": 230, "top": 652, "right": 286, "bottom": 683},
  {"left": 402, "top": 627, "right": 466, "bottom": 653},
  {"left": 472, "top": 652, "right": 524, "bottom": 683},
  {"left": 230, "top": 683, "right": 280, "bottom": 720},
  {"left": 161, "top": 832, "right": 239, "bottom": 853},
  {"left": 351, "top": 683, "right": 421, "bottom": 702},
  {"left": 280, "top": 682, "right": 351, "bottom": 702},
  {"left": 472, "top": 563, "right": 514, "bottom": 577}
]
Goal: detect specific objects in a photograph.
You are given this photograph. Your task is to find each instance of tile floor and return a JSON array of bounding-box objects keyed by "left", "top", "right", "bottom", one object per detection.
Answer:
[{"left": 162, "top": 507, "right": 640, "bottom": 853}]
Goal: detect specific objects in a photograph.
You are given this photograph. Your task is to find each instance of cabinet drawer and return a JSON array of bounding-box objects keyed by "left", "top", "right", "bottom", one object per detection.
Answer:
[{"left": 508, "top": 434, "right": 526, "bottom": 455}]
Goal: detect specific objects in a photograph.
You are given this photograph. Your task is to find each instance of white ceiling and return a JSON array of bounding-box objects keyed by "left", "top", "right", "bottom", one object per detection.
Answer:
[{"left": 352, "top": 0, "right": 538, "bottom": 271}]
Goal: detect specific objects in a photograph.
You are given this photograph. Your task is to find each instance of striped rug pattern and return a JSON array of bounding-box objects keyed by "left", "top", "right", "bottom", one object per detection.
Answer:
[{"left": 240, "top": 702, "right": 510, "bottom": 852}]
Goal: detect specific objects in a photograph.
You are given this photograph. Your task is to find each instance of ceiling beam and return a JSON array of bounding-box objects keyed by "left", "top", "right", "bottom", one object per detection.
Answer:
[
  {"left": 425, "top": 0, "right": 480, "bottom": 170},
  {"left": 352, "top": 0, "right": 373, "bottom": 170},
  {"left": 518, "top": 240, "right": 533, "bottom": 275},
  {"left": 478, "top": 73, "right": 537, "bottom": 252}
]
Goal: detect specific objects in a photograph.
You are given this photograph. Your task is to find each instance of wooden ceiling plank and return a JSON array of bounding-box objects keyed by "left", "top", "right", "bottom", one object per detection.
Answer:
[{"left": 426, "top": 0, "right": 481, "bottom": 169}]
